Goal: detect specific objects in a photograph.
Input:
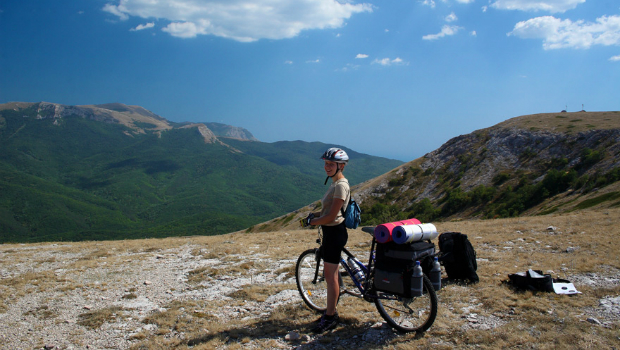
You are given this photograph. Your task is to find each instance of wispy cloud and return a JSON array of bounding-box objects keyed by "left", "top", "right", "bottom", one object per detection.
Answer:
[
  {"left": 372, "top": 57, "right": 406, "bottom": 66},
  {"left": 422, "top": 0, "right": 436, "bottom": 8},
  {"left": 610, "top": 55, "right": 620, "bottom": 62},
  {"left": 102, "top": 0, "right": 373, "bottom": 41},
  {"left": 131, "top": 22, "right": 155, "bottom": 31},
  {"left": 356, "top": 54, "right": 369, "bottom": 59},
  {"left": 423, "top": 25, "right": 462, "bottom": 40},
  {"left": 337, "top": 63, "right": 361, "bottom": 72},
  {"left": 306, "top": 59, "right": 320, "bottom": 63},
  {"left": 102, "top": 3, "right": 129, "bottom": 20},
  {"left": 284, "top": 60, "right": 294, "bottom": 64},
  {"left": 508, "top": 15, "right": 620, "bottom": 49},
  {"left": 491, "top": 0, "right": 585, "bottom": 13},
  {"left": 445, "top": 12, "right": 458, "bottom": 23}
]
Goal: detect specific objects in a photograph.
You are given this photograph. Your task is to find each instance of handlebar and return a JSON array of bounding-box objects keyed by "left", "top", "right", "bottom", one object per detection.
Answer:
[{"left": 361, "top": 226, "right": 375, "bottom": 236}]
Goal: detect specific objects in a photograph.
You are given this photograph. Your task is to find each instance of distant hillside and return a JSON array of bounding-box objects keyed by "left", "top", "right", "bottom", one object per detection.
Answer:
[
  {"left": 252, "top": 111, "right": 620, "bottom": 232},
  {"left": 0, "top": 102, "right": 402, "bottom": 243}
]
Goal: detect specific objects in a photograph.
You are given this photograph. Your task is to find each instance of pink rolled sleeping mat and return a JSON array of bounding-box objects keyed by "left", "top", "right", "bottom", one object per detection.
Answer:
[{"left": 374, "top": 218, "right": 421, "bottom": 243}]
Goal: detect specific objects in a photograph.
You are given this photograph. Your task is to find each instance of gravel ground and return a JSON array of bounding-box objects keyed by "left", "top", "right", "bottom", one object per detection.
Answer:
[
  {"left": 1, "top": 226, "right": 619, "bottom": 349},
  {"left": 0, "top": 242, "right": 301, "bottom": 349}
]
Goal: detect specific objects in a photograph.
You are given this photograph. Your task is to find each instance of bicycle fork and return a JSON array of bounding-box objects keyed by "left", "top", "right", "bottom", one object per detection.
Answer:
[{"left": 312, "top": 248, "right": 321, "bottom": 284}]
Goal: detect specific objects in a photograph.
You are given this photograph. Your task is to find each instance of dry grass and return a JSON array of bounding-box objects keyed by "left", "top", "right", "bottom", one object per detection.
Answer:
[
  {"left": 78, "top": 306, "right": 132, "bottom": 329},
  {"left": 1, "top": 208, "right": 619, "bottom": 349},
  {"left": 493, "top": 111, "right": 620, "bottom": 133}
]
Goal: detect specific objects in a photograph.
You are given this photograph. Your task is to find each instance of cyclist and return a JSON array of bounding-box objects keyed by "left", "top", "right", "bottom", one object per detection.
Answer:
[{"left": 303, "top": 147, "right": 350, "bottom": 333}]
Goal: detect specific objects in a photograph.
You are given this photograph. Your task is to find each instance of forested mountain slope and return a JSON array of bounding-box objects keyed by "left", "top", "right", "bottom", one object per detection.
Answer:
[{"left": 0, "top": 102, "right": 402, "bottom": 243}]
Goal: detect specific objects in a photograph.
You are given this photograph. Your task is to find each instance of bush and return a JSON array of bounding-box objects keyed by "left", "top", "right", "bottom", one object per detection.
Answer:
[
  {"left": 361, "top": 203, "right": 401, "bottom": 225},
  {"left": 493, "top": 172, "right": 511, "bottom": 186},
  {"left": 406, "top": 198, "right": 440, "bottom": 223},
  {"left": 579, "top": 148, "right": 604, "bottom": 169}
]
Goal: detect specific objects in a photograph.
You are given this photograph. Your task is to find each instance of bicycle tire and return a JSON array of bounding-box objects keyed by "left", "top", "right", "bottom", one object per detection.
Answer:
[
  {"left": 295, "top": 248, "right": 327, "bottom": 313},
  {"left": 374, "top": 275, "right": 438, "bottom": 333}
]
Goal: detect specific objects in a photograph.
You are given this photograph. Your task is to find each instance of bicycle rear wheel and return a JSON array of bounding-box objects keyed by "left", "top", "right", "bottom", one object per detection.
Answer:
[
  {"left": 295, "top": 248, "right": 327, "bottom": 312},
  {"left": 374, "top": 275, "right": 438, "bottom": 333}
]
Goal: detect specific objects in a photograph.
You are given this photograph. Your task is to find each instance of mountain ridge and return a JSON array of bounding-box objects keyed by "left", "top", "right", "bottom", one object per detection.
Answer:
[
  {"left": 0, "top": 101, "right": 402, "bottom": 243},
  {"left": 250, "top": 111, "right": 620, "bottom": 232},
  {"left": 0, "top": 101, "right": 258, "bottom": 142}
]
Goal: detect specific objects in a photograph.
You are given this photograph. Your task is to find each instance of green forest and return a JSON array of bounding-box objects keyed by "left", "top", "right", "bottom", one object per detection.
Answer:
[{"left": 0, "top": 105, "right": 402, "bottom": 243}]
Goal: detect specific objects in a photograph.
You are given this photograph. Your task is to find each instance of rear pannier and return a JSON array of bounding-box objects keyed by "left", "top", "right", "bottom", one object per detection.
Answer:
[{"left": 373, "top": 241, "right": 436, "bottom": 297}]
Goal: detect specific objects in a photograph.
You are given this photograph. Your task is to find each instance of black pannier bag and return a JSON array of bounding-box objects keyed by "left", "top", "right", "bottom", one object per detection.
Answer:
[
  {"left": 438, "top": 232, "right": 479, "bottom": 283},
  {"left": 373, "top": 240, "right": 435, "bottom": 297}
]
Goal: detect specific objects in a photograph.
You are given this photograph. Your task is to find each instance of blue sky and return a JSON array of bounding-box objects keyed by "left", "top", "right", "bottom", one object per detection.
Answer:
[{"left": 1, "top": 0, "right": 619, "bottom": 162}]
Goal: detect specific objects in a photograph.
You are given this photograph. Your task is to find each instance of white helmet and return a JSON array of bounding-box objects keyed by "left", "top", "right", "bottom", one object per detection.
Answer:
[{"left": 320, "top": 148, "right": 349, "bottom": 163}]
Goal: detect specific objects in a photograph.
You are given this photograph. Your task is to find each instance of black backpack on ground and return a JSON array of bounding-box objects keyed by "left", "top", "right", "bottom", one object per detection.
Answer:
[{"left": 438, "top": 232, "right": 479, "bottom": 283}]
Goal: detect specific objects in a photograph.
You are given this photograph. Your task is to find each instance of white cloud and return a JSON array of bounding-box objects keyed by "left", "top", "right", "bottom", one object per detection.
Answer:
[
  {"left": 423, "top": 25, "right": 462, "bottom": 40},
  {"left": 103, "top": 3, "right": 129, "bottom": 20},
  {"left": 356, "top": 54, "right": 369, "bottom": 59},
  {"left": 337, "top": 63, "right": 361, "bottom": 71},
  {"left": 371, "top": 57, "right": 406, "bottom": 66},
  {"left": 131, "top": 22, "right": 155, "bottom": 31},
  {"left": 508, "top": 15, "right": 620, "bottom": 49},
  {"left": 422, "top": 0, "right": 436, "bottom": 8},
  {"left": 482, "top": 6, "right": 488, "bottom": 12},
  {"left": 609, "top": 55, "right": 620, "bottom": 61},
  {"left": 102, "top": 0, "right": 373, "bottom": 41},
  {"left": 445, "top": 12, "right": 458, "bottom": 22},
  {"left": 306, "top": 59, "right": 320, "bottom": 63},
  {"left": 490, "top": 0, "right": 585, "bottom": 13},
  {"left": 162, "top": 21, "right": 209, "bottom": 39},
  {"left": 471, "top": 30, "right": 477, "bottom": 36},
  {"left": 284, "top": 60, "right": 293, "bottom": 64},
  {"left": 455, "top": 0, "right": 475, "bottom": 3}
]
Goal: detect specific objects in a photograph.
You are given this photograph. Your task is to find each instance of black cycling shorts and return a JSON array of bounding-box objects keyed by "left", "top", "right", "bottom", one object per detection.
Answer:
[{"left": 321, "top": 222, "right": 348, "bottom": 264}]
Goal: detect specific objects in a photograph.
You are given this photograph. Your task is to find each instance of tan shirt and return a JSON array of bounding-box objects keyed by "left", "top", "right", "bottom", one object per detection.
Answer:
[{"left": 320, "top": 178, "right": 350, "bottom": 226}]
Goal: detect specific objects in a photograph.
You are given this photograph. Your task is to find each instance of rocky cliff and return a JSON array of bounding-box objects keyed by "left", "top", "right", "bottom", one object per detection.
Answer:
[{"left": 353, "top": 111, "right": 620, "bottom": 220}]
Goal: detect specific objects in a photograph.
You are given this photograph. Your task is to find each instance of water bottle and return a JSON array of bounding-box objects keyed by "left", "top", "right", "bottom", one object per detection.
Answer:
[
  {"left": 411, "top": 261, "right": 424, "bottom": 297},
  {"left": 430, "top": 257, "right": 441, "bottom": 291},
  {"left": 347, "top": 257, "right": 365, "bottom": 283}
]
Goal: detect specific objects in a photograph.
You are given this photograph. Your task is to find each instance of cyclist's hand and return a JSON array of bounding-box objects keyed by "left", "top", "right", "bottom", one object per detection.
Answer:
[{"left": 300, "top": 213, "right": 314, "bottom": 227}]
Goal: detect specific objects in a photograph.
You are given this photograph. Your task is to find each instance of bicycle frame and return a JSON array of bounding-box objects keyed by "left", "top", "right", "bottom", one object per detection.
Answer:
[
  {"left": 313, "top": 227, "right": 386, "bottom": 301},
  {"left": 339, "top": 247, "right": 370, "bottom": 293}
]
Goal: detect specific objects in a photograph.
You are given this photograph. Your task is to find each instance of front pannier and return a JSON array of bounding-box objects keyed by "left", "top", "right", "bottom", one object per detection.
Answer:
[{"left": 373, "top": 241, "right": 435, "bottom": 297}]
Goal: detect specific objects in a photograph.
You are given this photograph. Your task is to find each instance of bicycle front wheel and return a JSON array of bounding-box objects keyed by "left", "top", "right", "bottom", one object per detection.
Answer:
[
  {"left": 374, "top": 275, "right": 438, "bottom": 333},
  {"left": 295, "top": 248, "right": 327, "bottom": 313}
]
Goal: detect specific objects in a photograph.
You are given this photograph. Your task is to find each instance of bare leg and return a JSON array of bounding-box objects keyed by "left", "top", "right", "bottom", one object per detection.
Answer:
[{"left": 324, "top": 262, "right": 339, "bottom": 316}]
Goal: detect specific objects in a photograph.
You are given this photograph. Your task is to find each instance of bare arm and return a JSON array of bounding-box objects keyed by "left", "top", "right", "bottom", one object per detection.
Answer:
[{"left": 310, "top": 198, "right": 344, "bottom": 226}]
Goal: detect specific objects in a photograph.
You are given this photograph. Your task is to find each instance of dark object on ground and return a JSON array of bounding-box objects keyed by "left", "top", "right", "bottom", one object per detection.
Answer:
[{"left": 438, "top": 232, "right": 479, "bottom": 283}]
